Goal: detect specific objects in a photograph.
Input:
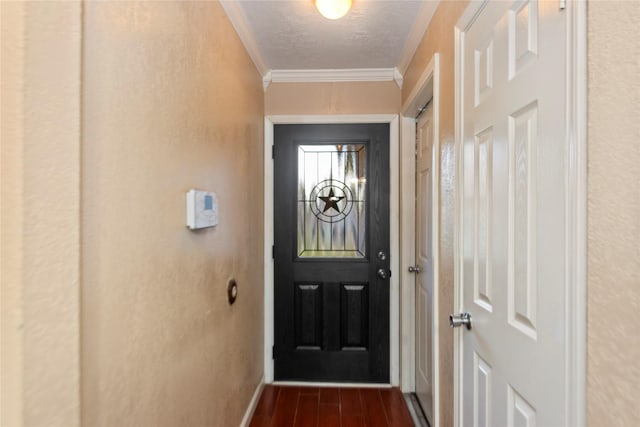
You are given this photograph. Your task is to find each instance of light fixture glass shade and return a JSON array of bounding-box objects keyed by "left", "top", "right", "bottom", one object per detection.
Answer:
[{"left": 315, "top": 0, "right": 352, "bottom": 20}]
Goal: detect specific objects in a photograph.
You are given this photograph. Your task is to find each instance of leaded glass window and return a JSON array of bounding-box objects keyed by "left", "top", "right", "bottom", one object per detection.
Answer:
[{"left": 297, "top": 144, "right": 366, "bottom": 258}]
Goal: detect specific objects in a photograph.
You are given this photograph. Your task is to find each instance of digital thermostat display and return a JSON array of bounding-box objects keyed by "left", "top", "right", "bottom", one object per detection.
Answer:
[{"left": 186, "top": 189, "right": 218, "bottom": 230}]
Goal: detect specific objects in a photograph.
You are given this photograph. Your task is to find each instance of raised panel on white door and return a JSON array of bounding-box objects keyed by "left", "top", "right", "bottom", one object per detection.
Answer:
[
  {"left": 508, "top": 0, "right": 538, "bottom": 80},
  {"left": 474, "top": 352, "right": 492, "bottom": 427},
  {"left": 508, "top": 101, "right": 538, "bottom": 340},
  {"left": 419, "top": 171, "right": 433, "bottom": 262},
  {"left": 419, "top": 117, "right": 433, "bottom": 159},
  {"left": 474, "top": 127, "right": 493, "bottom": 312},
  {"left": 462, "top": 136, "right": 476, "bottom": 298},
  {"left": 508, "top": 385, "right": 537, "bottom": 427},
  {"left": 417, "top": 282, "right": 432, "bottom": 389},
  {"left": 475, "top": 37, "right": 494, "bottom": 107}
]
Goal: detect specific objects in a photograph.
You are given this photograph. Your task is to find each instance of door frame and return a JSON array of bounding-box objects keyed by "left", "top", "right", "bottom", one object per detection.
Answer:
[
  {"left": 453, "top": 1, "right": 587, "bottom": 426},
  {"left": 263, "top": 114, "right": 400, "bottom": 385},
  {"left": 399, "top": 54, "right": 441, "bottom": 426}
]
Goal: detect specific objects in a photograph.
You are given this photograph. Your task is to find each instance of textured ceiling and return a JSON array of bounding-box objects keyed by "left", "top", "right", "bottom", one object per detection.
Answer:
[{"left": 236, "top": 0, "right": 426, "bottom": 70}]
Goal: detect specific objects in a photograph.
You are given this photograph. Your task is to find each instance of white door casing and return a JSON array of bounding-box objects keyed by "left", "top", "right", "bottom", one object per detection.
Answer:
[
  {"left": 454, "top": 0, "right": 586, "bottom": 426},
  {"left": 415, "top": 102, "right": 435, "bottom": 424},
  {"left": 400, "top": 53, "right": 440, "bottom": 425}
]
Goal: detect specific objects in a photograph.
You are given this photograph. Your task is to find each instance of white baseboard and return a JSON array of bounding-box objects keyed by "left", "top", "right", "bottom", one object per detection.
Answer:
[{"left": 240, "top": 376, "right": 265, "bottom": 427}]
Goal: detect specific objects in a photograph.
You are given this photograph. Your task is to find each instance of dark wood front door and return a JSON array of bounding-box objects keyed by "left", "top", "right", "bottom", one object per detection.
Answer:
[{"left": 274, "top": 123, "right": 390, "bottom": 383}]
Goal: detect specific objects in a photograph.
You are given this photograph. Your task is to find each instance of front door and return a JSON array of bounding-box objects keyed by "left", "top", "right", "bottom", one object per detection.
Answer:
[
  {"left": 415, "top": 102, "right": 435, "bottom": 423},
  {"left": 274, "top": 123, "right": 390, "bottom": 382},
  {"left": 458, "top": 0, "right": 568, "bottom": 425}
]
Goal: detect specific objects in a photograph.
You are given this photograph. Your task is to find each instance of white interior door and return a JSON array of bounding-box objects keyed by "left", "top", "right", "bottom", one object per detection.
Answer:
[
  {"left": 415, "top": 102, "right": 435, "bottom": 424},
  {"left": 458, "top": 0, "right": 568, "bottom": 425}
]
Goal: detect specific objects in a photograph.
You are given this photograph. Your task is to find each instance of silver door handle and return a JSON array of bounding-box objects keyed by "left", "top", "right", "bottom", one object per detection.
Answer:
[
  {"left": 377, "top": 268, "right": 388, "bottom": 280},
  {"left": 449, "top": 312, "right": 472, "bottom": 330},
  {"left": 408, "top": 265, "right": 421, "bottom": 273}
]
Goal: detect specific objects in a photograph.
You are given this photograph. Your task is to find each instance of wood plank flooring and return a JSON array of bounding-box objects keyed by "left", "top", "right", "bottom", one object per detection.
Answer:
[{"left": 249, "top": 385, "right": 414, "bottom": 427}]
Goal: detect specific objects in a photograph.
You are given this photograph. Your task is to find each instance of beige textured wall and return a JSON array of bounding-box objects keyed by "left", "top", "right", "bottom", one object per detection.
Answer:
[
  {"left": 587, "top": 2, "right": 640, "bottom": 425},
  {"left": 265, "top": 81, "right": 400, "bottom": 115},
  {"left": 1, "top": 4, "right": 24, "bottom": 423},
  {"left": 81, "top": 2, "right": 264, "bottom": 426},
  {"left": 1, "top": 2, "right": 82, "bottom": 425},
  {"left": 402, "top": 2, "right": 469, "bottom": 426}
]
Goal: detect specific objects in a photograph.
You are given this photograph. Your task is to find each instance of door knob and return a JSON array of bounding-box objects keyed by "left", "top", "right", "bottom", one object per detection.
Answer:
[
  {"left": 377, "top": 268, "right": 388, "bottom": 280},
  {"left": 408, "top": 265, "right": 421, "bottom": 273},
  {"left": 449, "top": 312, "right": 472, "bottom": 330}
]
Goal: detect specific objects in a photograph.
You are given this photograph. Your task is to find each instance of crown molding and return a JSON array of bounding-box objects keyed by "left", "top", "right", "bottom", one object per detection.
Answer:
[
  {"left": 396, "top": 0, "right": 440, "bottom": 75},
  {"left": 393, "top": 68, "right": 404, "bottom": 90},
  {"left": 262, "top": 71, "right": 273, "bottom": 91},
  {"left": 219, "top": 0, "right": 269, "bottom": 77},
  {"left": 263, "top": 68, "right": 404, "bottom": 90}
]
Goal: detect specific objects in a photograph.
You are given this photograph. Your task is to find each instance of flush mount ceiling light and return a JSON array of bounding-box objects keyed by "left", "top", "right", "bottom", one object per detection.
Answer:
[{"left": 315, "top": 0, "right": 352, "bottom": 20}]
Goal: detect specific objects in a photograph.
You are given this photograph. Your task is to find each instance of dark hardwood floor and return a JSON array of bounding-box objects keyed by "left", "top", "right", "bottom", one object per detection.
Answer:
[{"left": 249, "top": 385, "right": 414, "bottom": 427}]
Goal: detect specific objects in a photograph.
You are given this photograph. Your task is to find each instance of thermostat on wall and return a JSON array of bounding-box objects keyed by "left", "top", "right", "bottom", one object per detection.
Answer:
[{"left": 186, "top": 189, "right": 218, "bottom": 230}]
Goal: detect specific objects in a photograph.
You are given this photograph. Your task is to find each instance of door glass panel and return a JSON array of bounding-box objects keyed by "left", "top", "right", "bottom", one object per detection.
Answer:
[{"left": 297, "top": 144, "right": 366, "bottom": 258}]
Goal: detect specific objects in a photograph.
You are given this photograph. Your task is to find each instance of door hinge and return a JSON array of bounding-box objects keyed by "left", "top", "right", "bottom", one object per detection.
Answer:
[
  {"left": 272, "top": 345, "right": 275, "bottom": 359},
  {"left": 272, "top": 145, "right": 275, "bottom": 159},
  {"left": 559, "top": 0, "right": 566, "bottom": 9},
  {"left": 272, "top": 245, "right": 275, "bottom": 259}
]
